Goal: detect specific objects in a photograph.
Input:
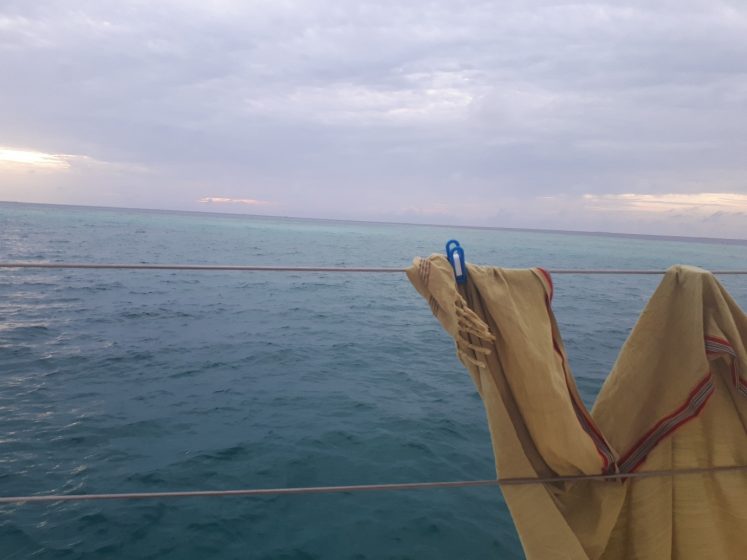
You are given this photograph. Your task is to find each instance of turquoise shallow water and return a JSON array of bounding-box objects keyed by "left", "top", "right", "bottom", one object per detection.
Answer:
[{"left": 1, "top": 202, "right": 747, "bottom": 559}]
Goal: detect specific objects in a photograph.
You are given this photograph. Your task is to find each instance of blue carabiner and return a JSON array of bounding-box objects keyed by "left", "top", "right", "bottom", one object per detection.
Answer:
[
  {"left": 445, "top": 239, "right": 460, "bottom": 267},
  {"left": 445, "top": 239, "right": 468, "bottom": 285}
]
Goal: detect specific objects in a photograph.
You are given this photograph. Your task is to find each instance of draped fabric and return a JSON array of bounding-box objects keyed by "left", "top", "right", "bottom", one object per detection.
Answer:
[{"left": 407, "top": 256, "right": 747, "bottom": 560}]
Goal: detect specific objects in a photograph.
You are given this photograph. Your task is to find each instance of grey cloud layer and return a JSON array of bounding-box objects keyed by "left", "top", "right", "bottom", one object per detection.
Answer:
[{"left": 1, "top": 1, "right": 747, "bottom": 235}]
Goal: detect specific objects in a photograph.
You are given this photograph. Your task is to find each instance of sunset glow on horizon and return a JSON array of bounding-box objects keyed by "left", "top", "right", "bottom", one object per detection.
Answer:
[{"left": 0, "top": 147, "right": 74, "bottom": 171}]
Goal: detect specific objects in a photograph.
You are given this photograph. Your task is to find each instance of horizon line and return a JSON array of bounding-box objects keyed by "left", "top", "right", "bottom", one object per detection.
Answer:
[{"left": 2, "top": 199, "right": 746, "bottom": 246}]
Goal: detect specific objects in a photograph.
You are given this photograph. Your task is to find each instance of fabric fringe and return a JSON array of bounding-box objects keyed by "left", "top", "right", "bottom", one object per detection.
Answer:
[
  {"left": 455, "top": 299, "right": 495, "bottom": 342},
  {"left": 457, "top": 333, "right": 492, "bottom": 355},
  {"left": 453, "top": 295, "right": 495, "bottom": 368},
  {"left": 458, "top": 349, "right": 489, "bottom": 368}
]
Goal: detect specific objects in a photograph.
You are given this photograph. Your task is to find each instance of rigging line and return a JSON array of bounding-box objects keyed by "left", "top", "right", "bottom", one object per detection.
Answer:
[
  {"left": 0, "top": 263, "right": 404, "bottom": 272},
  {"left": 2, "top": 464, "right": 745, "bottom": 504},
  {"left": 2, "top": 263, "right": 747, "bottom": 274}
]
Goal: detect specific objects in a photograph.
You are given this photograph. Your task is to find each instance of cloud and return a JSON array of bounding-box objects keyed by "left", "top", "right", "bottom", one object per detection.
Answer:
[
  {"left": 198, "top": 196, "right": 269, "bottom": 206},
  {"left": 244, "top": 70, "right": 478, "bottom": 125},
  {"left": 0, "top": 145, "right": 147, "bottom": 175},
  {"left": 476, "top": 191, "right": 747, "bottom": 238},
  {"left": 0, "top": 147, "right": 78, "bottom": 171},
  {"left": 582, "top": 193, "right": 747, "bottom": 214}
]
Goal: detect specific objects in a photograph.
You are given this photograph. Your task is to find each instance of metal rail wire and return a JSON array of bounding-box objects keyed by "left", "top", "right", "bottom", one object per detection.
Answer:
[
  {"left": 2, "top": 262, "right": 747, "bottom": 274},
  {"left": 1, "top": 465, "right": 746, "bottom": 504}
]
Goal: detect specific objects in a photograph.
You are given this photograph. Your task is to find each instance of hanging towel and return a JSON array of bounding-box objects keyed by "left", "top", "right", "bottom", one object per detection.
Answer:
[{"left": 407, "top": 255, "right": 747, "bottom": 560}]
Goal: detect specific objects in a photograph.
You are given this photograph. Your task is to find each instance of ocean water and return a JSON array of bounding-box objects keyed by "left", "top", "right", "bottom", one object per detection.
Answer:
[{"left": 1, "top": 202, "right": 746, "bottom": 560}]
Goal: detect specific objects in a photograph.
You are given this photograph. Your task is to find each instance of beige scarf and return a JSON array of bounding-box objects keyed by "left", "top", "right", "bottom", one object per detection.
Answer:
[{"left": 407, "top": 255, "right": 747, "bottom": 559}]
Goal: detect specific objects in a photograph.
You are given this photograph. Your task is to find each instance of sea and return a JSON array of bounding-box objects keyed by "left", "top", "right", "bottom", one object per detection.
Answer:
[{"left": 1, "top": 201, "right": 746, "bottom": 560}]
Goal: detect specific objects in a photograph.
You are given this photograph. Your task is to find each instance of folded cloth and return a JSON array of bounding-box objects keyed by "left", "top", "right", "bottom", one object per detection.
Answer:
[{"left": 407, "top": 255, "right": 747, "bottom": 560}]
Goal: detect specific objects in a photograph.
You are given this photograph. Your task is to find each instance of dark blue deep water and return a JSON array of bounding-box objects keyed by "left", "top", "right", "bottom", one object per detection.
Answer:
[{"left": 1, "top": 202, "right": 747, "bottom": 559}]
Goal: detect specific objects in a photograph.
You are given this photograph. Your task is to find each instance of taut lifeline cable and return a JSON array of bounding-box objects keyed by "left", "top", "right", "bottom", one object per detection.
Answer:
[
  {"left": 2, "top": 262, "right": 747, "bottom": 274},
  {"left": 1, "top": 465, "right": 746, "bottom": 505}
]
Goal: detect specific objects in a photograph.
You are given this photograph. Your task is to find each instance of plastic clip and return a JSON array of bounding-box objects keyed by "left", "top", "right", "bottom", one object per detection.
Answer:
[{"left": 445, "top": 239, "right": 468, "bottom": 285}]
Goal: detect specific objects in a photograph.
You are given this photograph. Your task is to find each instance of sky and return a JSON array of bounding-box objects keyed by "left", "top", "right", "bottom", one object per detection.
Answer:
[{"left": 1, "top": 1, "right": 747, "bottom": 238}]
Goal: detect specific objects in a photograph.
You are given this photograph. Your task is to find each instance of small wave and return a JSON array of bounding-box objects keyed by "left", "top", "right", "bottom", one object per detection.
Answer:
[{"left": 0, "top": 324, "right": 50, "bottom": 336}]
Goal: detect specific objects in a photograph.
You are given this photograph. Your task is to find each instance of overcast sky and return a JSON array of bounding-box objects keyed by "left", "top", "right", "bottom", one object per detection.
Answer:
[{"left": 2, "top": 1, "right": 747, "bottom": 237}]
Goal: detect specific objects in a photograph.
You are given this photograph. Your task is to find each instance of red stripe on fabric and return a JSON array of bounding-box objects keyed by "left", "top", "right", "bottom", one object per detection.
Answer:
[
  {"left": 618, "top": 373, "right": 714, "bottom": 472},
  {"left": 704, "top": 335, "right": 746, "bottom": 395},
  {"left": 705, "top": 335, "right": 733, "bottom": 348},
  {"left": 536, "top": 267, "right": 554, "bottom": 302},
  {"left": 545, "top": 300, "right": 611, "bottom": 472},
  {"left": 625, "top": 394, "right": 712, "bottom": 473}
]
